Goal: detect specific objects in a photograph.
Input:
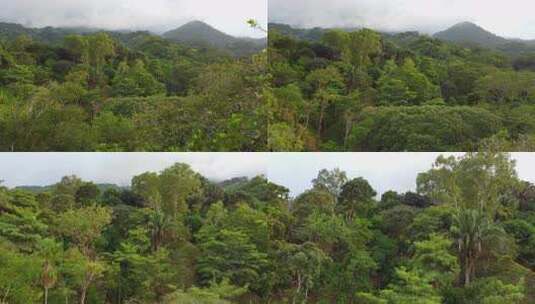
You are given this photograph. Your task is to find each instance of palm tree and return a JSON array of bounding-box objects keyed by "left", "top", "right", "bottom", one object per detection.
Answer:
[
  {"left": 148, "top": 209, "right": 173, "bottom": 252},
  {"left": 39, "top": 239, "right": 60, "bottom": 304},
  {"left": 41, "top": 260, "right": 57, "bottom": 304},
  {"left": 450, "top": 208, "right": 505, "bottom": 286}
]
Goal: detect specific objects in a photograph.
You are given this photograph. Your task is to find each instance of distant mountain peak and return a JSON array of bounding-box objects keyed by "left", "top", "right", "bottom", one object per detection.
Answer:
[
  {"left": 450, "top": 21, "right": 480, "bottom": 28},
  {"left": 164, "top": 20, "right": 231, "bottom": 40},
  {"left": 434, "top": 21, "right": 508, "bottom": 47},
  {"left": 162, "top": 20, "right": 265, "bottom": 57},
  {"left": 181, "top": 20, "right": 214, "bottom": 28},
  {"left": 183, "top": 20, "right": 208, "bottom": 26},
  {"left": 177, "top": 20, "right": 226, "bottom": 33}
]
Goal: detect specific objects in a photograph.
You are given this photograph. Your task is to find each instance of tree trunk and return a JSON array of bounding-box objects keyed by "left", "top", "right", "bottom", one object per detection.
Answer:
[
  {"left": 294, "top": 274, "right": 302, "bottom": 304},
  {"left": 464, "top": 265, "right": 470, "bottom": 286},
  {"left": 466, "top": 257, "right": 476, "bottom": 286},
  {"left": 318, "top": 102, "right": 326, "bottom": 138},
  {"left": 44, "top": 287, "right": 48, "bottom": 304},
  {"left": 460, "top": 250, "right": 476, "bottom": 286},
  {"left": 80, "top": 288, "right": 87, "bottom": 304},
  {"left": 344, "top": 117, "right": 352, "bottom": 150}
]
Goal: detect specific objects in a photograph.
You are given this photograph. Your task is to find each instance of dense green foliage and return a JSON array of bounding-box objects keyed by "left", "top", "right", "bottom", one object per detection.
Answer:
[
  {"left": 0, "top": 153, "right": 533, "bottom": 303},
  {"left": 0, "top": 28, "right": 267, "bottom": 151},
  {"left": 268, "top": 24, "right": 535, "bottom": 151}
]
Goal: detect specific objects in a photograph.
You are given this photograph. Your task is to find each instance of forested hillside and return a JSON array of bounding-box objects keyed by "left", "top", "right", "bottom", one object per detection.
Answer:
[
  {"left": 268, "top": 23, "right": 535, "bottom": 151},
  {"left": 0, "top": 24, "right": 267, "bottom": 151},
  {"left": 163, "top": 21, "right": 266, "bottom": 57},
  {"left": 0, "top": 153, "right": 533, "bottom": 303}
]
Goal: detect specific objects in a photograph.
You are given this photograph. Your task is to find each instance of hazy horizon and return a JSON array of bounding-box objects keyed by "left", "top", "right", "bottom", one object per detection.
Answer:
[
  {"left": 4, "top": 153, "right": 535, "bottom": 198},
  {"left": 0, "top": 0, "right": 267, "bottom": 38},
  {"left": 0, "top": 153, "right": 268, "bottom": 188},
  {"left": 267, "top": 153, "right": 535, "bottom": 197},
  {"left": 269, "top": 0, "right": 535, "bottom": 40}
]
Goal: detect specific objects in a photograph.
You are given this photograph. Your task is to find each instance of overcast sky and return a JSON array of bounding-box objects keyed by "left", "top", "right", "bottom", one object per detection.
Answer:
[
  {"left": 0, "top": 153, "right": 268, "bottom": 188},
  {"left": 267, "top": 153, "right": 535, "bottom": 197},
  {"left": 269, "top": 0, "right": 535, "bottom": 39},
  {"left": 3, "top": 153, "right": 535, "bottom": 197},
  {"left": 0, "top": 0, "right": 267, "bottom": 37}
]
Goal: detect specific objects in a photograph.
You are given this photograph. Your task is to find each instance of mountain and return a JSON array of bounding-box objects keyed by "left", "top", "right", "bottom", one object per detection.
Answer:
[
  {"left": 268, "top": 23, "right": 328, "bottom": 41},
  {"left": 163, "top": 21, "right": 237, "bottom": 48},
  {"left": 271, "top": 22, "right": 535, "bottom": 57},
  {"left": 163, "top": 21, "right": 265, "bottom": 57},
  {"left": 0, "top": 21, "right": 265, "bottom": 57},
  {"left": 434, "top": 22, "right": 510, "bottom": 48},
  {"left": 0, "top": 22, "right": 100, "bottom": 44},
  {"left": 433, "top": 22, "right": 535, "bottom": 55}
]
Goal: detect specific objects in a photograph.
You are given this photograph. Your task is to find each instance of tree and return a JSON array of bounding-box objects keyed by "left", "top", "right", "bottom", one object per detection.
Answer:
[
  {"left": 276, "top": 241, "right": 330, "bottom": 304},
  {"left": 196, "top": 228, "right": 268, "bottom": 289},
  {"left": 0, "top": 190, "right": 47, "bottom": 251},
  {"left": 75, "top": 182, "right": 100, "bottom": 205},
  {"left": 379, "top": 267, "right": 442, "bottom": 304},
  {"left": 293, "top": 188, "right": 336, "bottom": 222},
  {"left": 357, "top": 267, "right": 442, "bottom": 304},
  {"left": 305, "top": 66, "right": 345, "bottom": 137},
  {"left": 268, "top": 122, "right": 305, "bottom": 151},
  {"left": 0, "top": 240, "right": 42, "bottom": 303},
  {"left": 338, "top": 177, "right": 377, "bottom": 220},
  {"left": 64, "top": 35, "right": 89, "bottom": 64},
  {"left": 38, "top": 238, "right": 62, "bottom": 304},
  {"left": 147, "top": 208, "right": 174, "bottom": 252},
  {"left": 0, "top": 157, "right": 532, "bottom": 302},
  {"left": 164, "top": 278, "right": 246, "bottom": 304},
  {"left": 55, "top": 175, "right": 83, "bottom": 197},
  {"left": 348, "top": 106, "right": 502, "bottom": 151},
  {"left": 63, "top": 247, "right": 107, "bottom": 304},
  {"left": 469, "top": 277, "right": 525, "bottom": 304},
  {"left": 475, "top": 70, "right": 535, "bottom": 104},
  {"left": 159, "top": 163, "right": 201, "bottom": 217},
  {"left": 111, "top": 60, "right": 166, "bottom": 97},
  {"left": 312, "top": 168, "right": 348, "bottom": 203},
  {"left": 377, "top": 61, "right": 416, "bottom": 105},
  {"left": 132, "top": 172, "right": 161, "bottom": 209},
  {"left": 323, "top": 29, "right": 382, "bottom": 90},
  {"left": 417, "top": 153, "right": 520, "bottom": 217},
  {"left": 87, "top": 33, "right": 115, "bottom": 86},
  {"left": 450, "top": 209, "right": 507, "bottom": 286},
  {"left": 398, "top": 58, "right": 440, "bottom": 105},
  {"left": 57, "top": 205, "right": 112, "bottom": 256},
  {"left": 57, "top": 205, "right": 111, "bottom": 303},
  {"left": 410, "top": 234, "right": 459, "bottom": 287}
]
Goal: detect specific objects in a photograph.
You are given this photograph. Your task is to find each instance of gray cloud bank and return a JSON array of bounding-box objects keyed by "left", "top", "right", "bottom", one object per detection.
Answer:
[
  {"left": 0, "top": 0, "right": 267, "bottom": 37},
  {"left": 269, "top": 0, "right": 535, "bottom": 39}
]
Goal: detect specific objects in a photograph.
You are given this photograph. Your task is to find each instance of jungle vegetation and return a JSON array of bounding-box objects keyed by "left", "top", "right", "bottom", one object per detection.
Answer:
[
  {"left": 0, "top": 23, "right": 267, "bottom": 151},
  {"left": 0, "top": 152, "right": 533, "bottom": 303},
  {"left": 268, "top": 23, "right": 535, "bottom": 151}
]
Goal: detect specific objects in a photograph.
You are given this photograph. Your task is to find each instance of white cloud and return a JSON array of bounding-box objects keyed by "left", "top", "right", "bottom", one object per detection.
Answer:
[
  {"left": 0, "top": 0, "right": 267, "bottom": 37},
  {"left": 269, "top": 0, "right": 535, "bottom": 39}
]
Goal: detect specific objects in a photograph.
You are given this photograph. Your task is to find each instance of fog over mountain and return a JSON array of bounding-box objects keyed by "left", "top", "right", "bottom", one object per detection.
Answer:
[
  {"left": 0, "top": 0, "right": 267, "bottom": 38},
  {"left": 269, "top": 0, "right": 535, "bottom": 39}
]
